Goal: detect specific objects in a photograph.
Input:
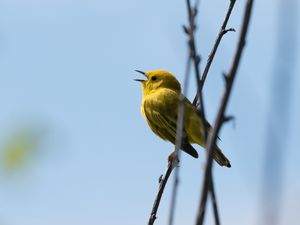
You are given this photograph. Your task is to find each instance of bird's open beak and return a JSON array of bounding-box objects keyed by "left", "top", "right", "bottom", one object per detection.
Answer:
[{"left": 134, "top": 70, "right": 147, "bottom": 82}]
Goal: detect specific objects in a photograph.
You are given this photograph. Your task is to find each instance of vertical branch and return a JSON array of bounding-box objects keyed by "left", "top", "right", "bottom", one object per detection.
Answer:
[
  {"left": 210, "top": 178, "right": 220, "bottom": 225},
  {"left": 196, "top": 0, "right": 254, "bottom": 224},
  {"left": 186, "top": 1, "right": 237, "bottom": 224},
  {"left": 185, "top": 1, "right": 237, "bottom": 225},
  {"left": 185, "top": 0, "right": 206, "bottom": 123},
  {"left": 147, "top": 0, "right": 241, "bottom": 224},
  {"left": 191, "top": 2, "right": 237, "bottom": 223},
  {"left": 168, "top": 57, "right": 192, "bottom": 225}
]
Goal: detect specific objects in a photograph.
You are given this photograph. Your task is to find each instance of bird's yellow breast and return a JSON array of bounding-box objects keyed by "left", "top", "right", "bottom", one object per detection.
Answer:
[
  {"left": 141, "top": 88, "right": 177, "bottom": 118},
  {"left": 141, "top": 88, "right": 178, "bottom": 140}
]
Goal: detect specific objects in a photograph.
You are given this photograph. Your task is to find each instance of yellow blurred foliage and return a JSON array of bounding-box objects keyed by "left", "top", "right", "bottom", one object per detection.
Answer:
[{"left": 0, "top": 127, "right": 44, "bottom": 174}]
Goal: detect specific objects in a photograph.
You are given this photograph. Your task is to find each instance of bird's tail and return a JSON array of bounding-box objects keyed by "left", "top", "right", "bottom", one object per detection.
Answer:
[{"left": 213, "top": 146, "right": 231, "bottom": 168}]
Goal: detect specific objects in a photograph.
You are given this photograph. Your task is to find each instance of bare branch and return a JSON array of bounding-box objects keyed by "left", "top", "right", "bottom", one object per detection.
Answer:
[
  {"left": 168, "top": 56, "right": 192, "bottom": 225},
  {"left": 195, "top": 0, "right": 254, "bottom": 224},
  {"left": 186, "top": 1, "right": 238, "bottom": 225},
  {"left": 186, "top": 0, "right": 206, "bottom": 124},
  {"left": 193, "top": 0, "right": 237, "bottom": 108},
  {"left": 148, "top": 159, "right": 177, "bottom": 225},
  {"left": 147, "top": 0, "right": 242, "bottom": 224},
  {"left": 210, "top": 177, "right": 220, "bottom": 225}
]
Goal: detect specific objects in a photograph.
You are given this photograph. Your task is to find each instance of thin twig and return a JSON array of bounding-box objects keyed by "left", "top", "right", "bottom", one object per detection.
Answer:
[
  {"left": 185, "top": 0, "right": 206, "bottom": 124},
  {"left": 168, "top": 56, "right": 192, "bottom": 225},
  {"left": 148, "top": 160, "right": 176, "bottom": 225},
  {"left": 193, "top": 0, "right": 236, "bottom": 107},
  {"left": 210, "top": 177, "right": 220, "bottom": 225},
  {"left": 195, "top": 0, "right": 254, "bottom": 224}
]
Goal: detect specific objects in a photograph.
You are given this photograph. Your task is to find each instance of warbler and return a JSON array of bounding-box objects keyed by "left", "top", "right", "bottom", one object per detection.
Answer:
[{"left": 135, "top": 69, "right": 231, "bottom": 167}]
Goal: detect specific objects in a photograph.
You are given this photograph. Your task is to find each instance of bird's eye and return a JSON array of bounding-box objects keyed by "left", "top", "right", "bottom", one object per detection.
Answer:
[{"left": 151, "top": 76, "right": 157, "bottom": 81}]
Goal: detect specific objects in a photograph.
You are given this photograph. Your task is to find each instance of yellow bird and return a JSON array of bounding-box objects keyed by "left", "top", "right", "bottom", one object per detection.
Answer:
[{"left": 135, "top": 69, "right": 231, "bottom": 168}]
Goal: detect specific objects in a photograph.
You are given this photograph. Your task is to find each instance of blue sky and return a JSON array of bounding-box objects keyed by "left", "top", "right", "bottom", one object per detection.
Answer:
[{"left": 0, "top": 0, "right": 299, "bottom": 225}]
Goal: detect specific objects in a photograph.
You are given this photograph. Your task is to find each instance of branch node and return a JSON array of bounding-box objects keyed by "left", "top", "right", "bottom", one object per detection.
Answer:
[
  {"left": 150, "top": 214, "right": 156, "bottom": 222},
  {"left": 226, "top": 27, "right": 236, "bottom": 33},
  {"left": 193, "top": 7, "right": 198, "bottom": 17},
  {"left": 196, "top": 55, "right": 201, "bottom": 65},
  {"left": 183, "top": 25, "right": 190, "bottom": 35},
  {"left": 222, "top": 115, "right": 235, "bottom": 124},
  {"left": 222, "top": 72, "right": 229, "bottom": 83},
  {"left": 222, "top": 28, "right": 236, "bottom": 35},
  {"left": 158, "top": 175, "right": 163, "bottom": 183},
  {"left": 193, "top": 24, "right": 197, "bottom": 31}
]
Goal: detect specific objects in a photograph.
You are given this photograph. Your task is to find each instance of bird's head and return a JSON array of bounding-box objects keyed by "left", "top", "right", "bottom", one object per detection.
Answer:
[{"left": 134, "top": 70, "right": 181, "bottom": 95}]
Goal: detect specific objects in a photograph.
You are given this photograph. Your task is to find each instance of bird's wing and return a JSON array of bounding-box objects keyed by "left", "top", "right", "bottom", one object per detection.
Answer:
[
  {"left": 182, "top": 96, "right": 222, "bottom": 140},
  {"left": 143, "top": 91, "right": 198, "bottom": 158}
]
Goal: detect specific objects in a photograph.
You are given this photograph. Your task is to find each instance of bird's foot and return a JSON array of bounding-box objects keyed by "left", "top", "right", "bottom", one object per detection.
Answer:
[{"left": 168, "top": 151, "right": 180, "bottom": 168}]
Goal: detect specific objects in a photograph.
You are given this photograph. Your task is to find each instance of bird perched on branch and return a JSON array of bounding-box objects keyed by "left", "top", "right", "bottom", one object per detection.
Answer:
[{"left": 135, "top": 69, "right": 231, "bottom": 168}]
